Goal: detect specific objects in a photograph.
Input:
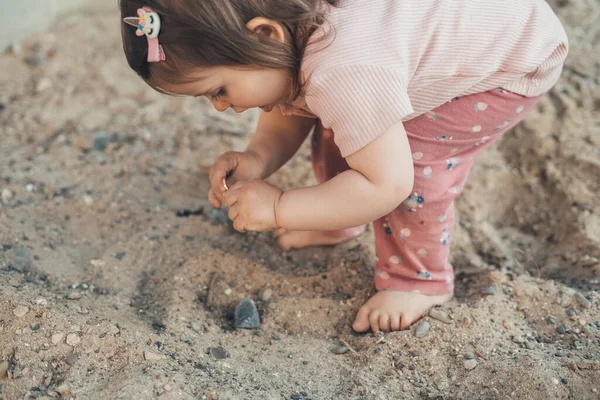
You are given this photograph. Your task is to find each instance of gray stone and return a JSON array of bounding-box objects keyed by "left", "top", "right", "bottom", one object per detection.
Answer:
[
  {"left": 259, "top": 288, "right": 273, "bottom": 302},
  {"left": 525, "top": 341, "right": 535, "bottom": 350},
  {"left": 67, "top": 292, "right": 82, "bottom": 300},
  {"left": 331, "top": 345, "right": 349, "bottom": 355},
  {"left": 0, "top": 360, "right": 9, "bottom": 378},
  {"left": 574, "top": 293, "right": 591, "bottom": 308},
  {"left": 463, "top": 359, "right": 478, "bottom": 370},
  {"left": 209, "top": 346, "right": 230, "bottom": 360},
  {"left": 66, "top": 333, "right": 80, "bottom": 346},
  {"left": 464, "top": 352, "right": 475, "bottom": 360},
  {"left": 66, "top": 353, "right": 79, "bottom": 365},
  {"left": 51, "top": 333, "right": 64, "bottom": 344},
  {"left": 144, "top": 350, "right": 164, "bottom": 361},
  {"left": 12, "top": 247, "right": 31, "bottom": 271},
  {"left": 92, "top": 131, "right": 110, "bottom": 152},
  {"left": 190, "top": 322, "right": 202, "bottom": 332},
  {"left": 415, "top": 321, "right": 431, "bottom": 338},
  {"left": 429, "top": 309, "right": 452, "bottom": 324},
  {"left": 234, "top": 298, "right": 260, "bottom": 329}
]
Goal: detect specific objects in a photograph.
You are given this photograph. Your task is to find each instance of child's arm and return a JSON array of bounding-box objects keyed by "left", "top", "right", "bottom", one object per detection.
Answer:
[
  {"left": 247, "top": 108, "right": 317, "bottom": 179},
  {"left": 275, "top": 121, "right": 414, "bottom": 230}
]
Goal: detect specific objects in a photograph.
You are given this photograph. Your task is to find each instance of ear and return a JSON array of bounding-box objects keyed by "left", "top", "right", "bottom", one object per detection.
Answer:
[{"left": 246, "top": 17, "right": 286, "bottom": 43}]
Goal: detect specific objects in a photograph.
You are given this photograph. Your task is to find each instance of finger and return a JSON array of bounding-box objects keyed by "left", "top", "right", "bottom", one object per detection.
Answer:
[
  {"left": 208, "top": 189, "right": 222, "bottom": 209},
  {"left": 209, "top": 153, "right": 237, "bottom": 196},
  {"left": 228, "top": 207, "right": 238, "bottom": 221},
  {"left": 273, "top": 228, "right": 287, "bottom": 238},
  {"left": 233, "top": 218, "right": 246, "bottom": 233},
  {"left": 224, "top": 188, "right": 239, "bottom": 207},
  {"left": 390, "top": 314, "right": 401, "bottom": 331}
]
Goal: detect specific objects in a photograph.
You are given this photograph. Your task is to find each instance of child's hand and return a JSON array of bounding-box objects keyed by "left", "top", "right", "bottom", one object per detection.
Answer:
[
  {"left": 224, "top": 180, "right": 283, "bottom": 232},
  {"left": 208, "top": 151, "right": 265, "bottom": 208}
]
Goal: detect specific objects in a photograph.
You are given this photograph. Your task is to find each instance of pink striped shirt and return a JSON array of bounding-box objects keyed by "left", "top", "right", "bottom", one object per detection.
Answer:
[{"left": 284, "top": 0, "right": 568, "bottom": 157}]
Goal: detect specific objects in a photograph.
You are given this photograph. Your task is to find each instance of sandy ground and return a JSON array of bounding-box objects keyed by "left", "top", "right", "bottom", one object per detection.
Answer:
[{"left": 0, "top": 1, "right": 599, "bottom": 399}]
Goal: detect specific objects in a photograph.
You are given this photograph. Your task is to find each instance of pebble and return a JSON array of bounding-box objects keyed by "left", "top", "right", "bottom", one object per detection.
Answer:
[
  {"left": 12, "top": 247, "right": 31, "bottom": 270},
  {"left": 409, "top": 350, "right": 421, "bottom": 357},
  {"left": 25, "top": 46, "right": 47, "bottom": 66},
  {"left": 414, "top": 321, "right": 430, "bottom": 338},
  {"left": 66, "top": 333, "right": 81, "bottom": 346},
  {"left": 464, "top": 352, "right": 475, "bottom": 360},
  {"left": 259, "top": 288, "right": 273, "bottom": 302},
  {"left": 556, "top": 325, "right": 566, "bottom": 334},
  {"left": 67, "top": 292, "right": 82, "bottom": 300},
  {"left": 191, "top": 322, "right": 202, "bottom": 332},
  {"left": 13, "top": 305, "right": 29, "bottom": 318},
  {"left": 429, "top": 309, "right": 452, "bottom": 324},
  {"left": 66, "top": 353, "right": 79, "bottom": 365},
  {"left": 481, "top": 287, "right": 496, "bottom": 296},
  {"left": 234, "top": 298, "right": 260, "bottom": 329},
  {"left": 1, "top": 188, "right": 13, "bottom": 202},
  {"left": 144, "top": 350, "right": 165, "bottom": 361},
  {"left": 574, "top": 293, "right": 591, "bottom": 308},
  {"left": 57, "top": 384, "right": 72, "bottom": 397},
  {"left": 463, "top": 359, "right": 478, "bottom": 371},
  {"left": 209, "top": 346, "right": 230, "bottom": 360},
  {"left": 512, "top": 336, "right": 525, "bottom": 344},
  {"left": 163, "top": 384, "right": 172, "bottom": 392},
  {"left": 331, "top": 345, "right": 349, "bottom": 355},
  {"left": 51, "top": 333, "right": 64, "bottom": 344},
  {"left": 92, "top": 131, "right": 110, "bottom": 152},
  {"left": 525, "top": 341, "right": 535, "bottom": 350}
]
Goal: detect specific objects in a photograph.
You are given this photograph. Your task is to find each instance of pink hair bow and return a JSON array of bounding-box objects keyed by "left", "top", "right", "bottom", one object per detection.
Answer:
[{"left": 124, "top": 6, "right": 166, "bottom": 62}]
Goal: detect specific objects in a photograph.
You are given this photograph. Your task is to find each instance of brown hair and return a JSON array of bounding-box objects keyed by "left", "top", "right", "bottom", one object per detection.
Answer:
[{"left": 120, "top": 0, "right": 341, "bottom": 100}]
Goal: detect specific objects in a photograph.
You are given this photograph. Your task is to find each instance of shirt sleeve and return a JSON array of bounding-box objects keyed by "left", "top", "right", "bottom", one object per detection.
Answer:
[{"left": 305, "top": 64, "right": 414, "bottom": 157}]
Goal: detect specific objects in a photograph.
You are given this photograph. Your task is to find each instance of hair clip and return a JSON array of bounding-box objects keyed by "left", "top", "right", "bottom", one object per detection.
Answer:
[{"left": 124, "top": 6, "right": 166, "bottom": 63}]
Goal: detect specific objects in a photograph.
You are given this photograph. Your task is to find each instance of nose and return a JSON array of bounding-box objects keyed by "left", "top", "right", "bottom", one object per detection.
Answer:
[{"left": 211, "top": 99, "right": 230, "bottom": 113}]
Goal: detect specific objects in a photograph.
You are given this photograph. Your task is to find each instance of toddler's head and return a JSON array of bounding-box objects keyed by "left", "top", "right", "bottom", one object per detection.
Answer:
[{"left": 120, "top": 0, "right": 338, "bottom": 113}]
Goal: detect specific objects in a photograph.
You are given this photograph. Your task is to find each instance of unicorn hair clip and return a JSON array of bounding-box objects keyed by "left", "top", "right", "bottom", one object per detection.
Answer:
[{"left": 123, "top": 6, "right": 166, "bottom": 62}]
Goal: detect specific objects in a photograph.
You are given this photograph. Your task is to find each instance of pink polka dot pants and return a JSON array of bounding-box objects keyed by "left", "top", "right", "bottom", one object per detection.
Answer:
[{"left": 311, "top": 88, "right": 542, "bottom": 295}]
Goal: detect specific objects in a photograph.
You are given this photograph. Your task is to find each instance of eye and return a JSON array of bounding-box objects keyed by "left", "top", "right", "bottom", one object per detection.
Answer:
[
  {"left": 211, "top": 88, "right": 226, "bottom": 100},
  {"left": 149, "top": 15, "right": 154, "bottom": 23}
]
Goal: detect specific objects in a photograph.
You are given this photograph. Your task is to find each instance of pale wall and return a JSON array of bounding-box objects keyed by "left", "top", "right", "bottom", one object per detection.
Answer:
[{"left": 0, "top": 0, "right": 116, "bottom": 52}]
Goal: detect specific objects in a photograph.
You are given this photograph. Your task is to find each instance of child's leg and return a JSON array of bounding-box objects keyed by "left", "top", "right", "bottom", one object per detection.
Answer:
[
  {"left": 354, "top": 88, "right": 542, "bottom": 332},
  {"left": 274, "top": 121, "right": 366, "bottom": 250}
]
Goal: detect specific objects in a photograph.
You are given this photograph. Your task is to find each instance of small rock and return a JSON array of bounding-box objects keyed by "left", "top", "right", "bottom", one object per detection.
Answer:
[
  {"left": 51, "top": 333, "right": 64, "bottom": 344},
  {"left": 556, "top": 325, "right": 566, "bottom": 335},
  {"left": 66, "top": 353, "right": 79, "bottom": 365},
  {"left": 574, "top": 293, "right": 591, "bottom": 308},
  {"left": 525, "top": 341, "right": 535, "bottom": 350},
  {"left": 13, "top": 305, "right": 29, "bottom": 318},
  {"left": 481, "top": 287, "right": 496, "bottom": 296},
  {"left": 25, "top": 46, "right": 47, "bottom": 66},
  {"left": 464, "top": 352, "right": 475, "bottom": 360},
  {"left": 234, "top": 298, "right": 260, "bottom": 329},
  {"left": 547, "top": 316, "right": 558, "bottom": 325},
  {"left": 259, "top": 288, "right": 273, "bottom": 302},
  {"left": 331, "top": 345, "right": 349, "bottom": 355},
  {"left": 107, "top": 325, "right": 120, "bottom": 336},
  {"left": 513, "top": 336, "right": 525, "bottom": 344},
  {"left": 0, "top": 360, "right": 9, "bottom": 378},
  {"left": 555, "top": 351, "right": 562, "bottom": 357},
  {"left": 429, "top": 309, "right": 452, "bottom": 324},
  {"left": 73, "top": 136, "right": 92, "bottom": 151},
  {"left": 191, "top": 322, "right": 202, "bottom": 332},
  {"left": 414, "top": 321, "right": 430, "bottom": 338},
  {"left": 12, "top": 247, "right": 31, "bottom": 270},
  {"left": 66, "top": 333, "right": 80, "bottom": 346},
  {"left": 56, "top": 384, "right": 71, "bottom": 397},
  {"left": 463, "top": 359, "right": 478, "bottom": 371},
  {"left": 92, "top": 131, "right": 110, "bottom": 152},
  {"left": 67, "top": 292, "right": 82, "bottom": 300},
  {"left": 144, "top": 350, "right": 164, "bottom": 362},
  {"left": 115, "top": 252, "right": 126, "bottom": 261},
  {"left": 209, "top": 346, "right": 230, "bottom": 360},
  {"left": 409, "top": 350, "right": 421, "bottom": 357},
  {"left": 35, "top": 78, "right": 52, "bottom": 93},
  {"left": 1, "top": 188, "right": 13, "bottom": 202},
  {"left": 163, "top": 384, "right": 172, "bottom": 392},
  {"left": 561, "top": 378, "right": 567, "bottom": 385}
]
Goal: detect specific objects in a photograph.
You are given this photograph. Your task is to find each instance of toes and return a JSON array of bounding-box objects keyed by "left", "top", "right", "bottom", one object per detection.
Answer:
[
  {"left": 400, "top": 312, "right": 421, "bottom": 330},
  {"left": 369, "top": 310, "right": 381, "bottom": 333},
  {"left": 276, "top": 236, "right": 292, "bottom": 251},
  {"left": 352, "top": 306, "right": 372, "bottom": 332},
  {"left": 390, "top": 314, "right": 401, "bottom": 331},
  {"left": 378, "top": 314, "right": 391, "bottom": 332}
]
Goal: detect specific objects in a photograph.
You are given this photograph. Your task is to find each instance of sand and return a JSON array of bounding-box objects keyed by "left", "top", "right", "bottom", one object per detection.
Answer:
[{"left": 0, "top": 1, "right": 598, "bottom": 399}]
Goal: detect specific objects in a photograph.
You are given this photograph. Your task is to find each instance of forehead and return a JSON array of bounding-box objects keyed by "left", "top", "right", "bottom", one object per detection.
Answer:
[{"left": 155, "top": 67, "right": 223, "bottom": 96}]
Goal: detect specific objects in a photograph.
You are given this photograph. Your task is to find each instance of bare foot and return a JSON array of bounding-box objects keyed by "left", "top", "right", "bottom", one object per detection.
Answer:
[
  {"left": 352, "top": 290, "right": 453, "bottom": 332},
  {"left": 273, "top": 226, "right": 366, "bottom": 251}
]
